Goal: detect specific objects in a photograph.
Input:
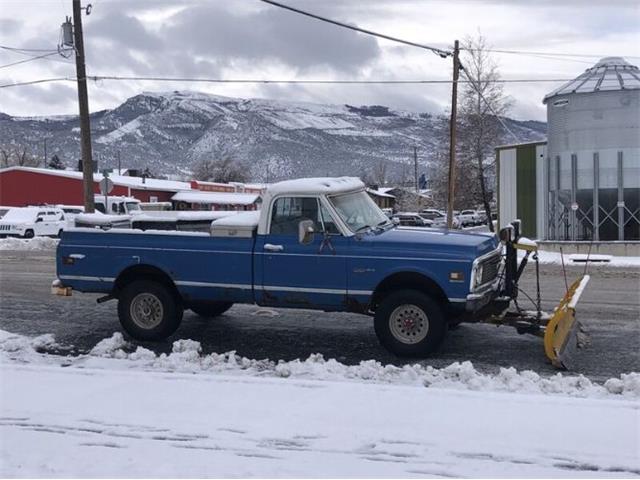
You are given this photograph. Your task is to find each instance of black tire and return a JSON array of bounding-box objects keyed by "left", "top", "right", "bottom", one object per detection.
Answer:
[
  {"left": 374, "top": 289, "right": 446, "bottom": 357},
  {"left": 117, "top": 280, "right": 183, "bottom": 341},
  {"left": 190, "top": 301, "right": 233, "bottom": 318},
  {"left": 23, "top": 229, "right": 34, "bottom": 239}
]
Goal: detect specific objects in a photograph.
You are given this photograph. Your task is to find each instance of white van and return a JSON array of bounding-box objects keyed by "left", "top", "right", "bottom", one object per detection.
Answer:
[
  {"left": 0, "top": 207, "right": 66, "bottom": 238},
  {"left": 94, "top": 196, "right": 142, "bottom": 216}
]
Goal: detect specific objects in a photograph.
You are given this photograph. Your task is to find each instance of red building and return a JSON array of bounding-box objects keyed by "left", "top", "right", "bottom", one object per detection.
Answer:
[{"left": 0, "top": 167, "right": 191, "bottom": 207}]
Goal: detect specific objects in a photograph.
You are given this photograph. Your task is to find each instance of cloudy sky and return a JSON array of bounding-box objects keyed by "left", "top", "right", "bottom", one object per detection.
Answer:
[{"left": 1, "top": 0, "right": 639, "bottom": 121}]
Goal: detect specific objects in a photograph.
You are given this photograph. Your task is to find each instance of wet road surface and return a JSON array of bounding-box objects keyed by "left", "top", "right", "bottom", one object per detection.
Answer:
[{"left": 1, "top": 250, "right": 638, "bottom": 381}]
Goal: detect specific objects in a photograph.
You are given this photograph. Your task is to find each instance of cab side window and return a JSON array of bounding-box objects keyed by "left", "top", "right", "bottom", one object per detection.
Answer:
[
  {"left": 270, "top": 197, "right": 319, "bottom": 235},
  {"left": 319, "top": 204, "right": 340, "bottom": 234}
]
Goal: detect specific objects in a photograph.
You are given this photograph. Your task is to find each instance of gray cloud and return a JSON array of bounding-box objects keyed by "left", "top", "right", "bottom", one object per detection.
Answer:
[
  {"left": 89, "top": 11, "right": 163, "bottom": 52},
  {"left": 163, "top": 3, "right": 381, "bottom": 73}
]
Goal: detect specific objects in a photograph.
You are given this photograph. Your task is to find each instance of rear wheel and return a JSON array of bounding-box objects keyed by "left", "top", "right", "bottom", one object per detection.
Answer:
[
  {"left": 190, "top": 301, "right": 233, "bottom": 318},
  {"left": 117, "top": 280, "right": 183, "bottom": 341},
  {"left": 23, "top": 229, "right": 34, "bottom": 239},
  {"left": 374, "top": 290, "right": 446, "bottom": 357}
]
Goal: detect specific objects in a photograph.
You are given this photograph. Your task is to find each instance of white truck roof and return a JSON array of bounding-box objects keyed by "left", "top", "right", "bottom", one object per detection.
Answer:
[{"left": 265, "top": 177, "right": 364, "bottom": 197}]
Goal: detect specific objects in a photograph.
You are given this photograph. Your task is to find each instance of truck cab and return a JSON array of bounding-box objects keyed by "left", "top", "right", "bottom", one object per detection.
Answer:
[{"left": 94, "top": 195, "right": 142, "bottom": 216}]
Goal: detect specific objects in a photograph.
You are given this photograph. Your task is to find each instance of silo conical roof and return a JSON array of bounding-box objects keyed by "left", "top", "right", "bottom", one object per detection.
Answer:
[{"left": 543, "top": 56, "right": 640, "bottom": 103}]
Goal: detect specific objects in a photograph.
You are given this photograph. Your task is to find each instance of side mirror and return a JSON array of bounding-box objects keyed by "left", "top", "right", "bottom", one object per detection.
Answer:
[
  {"left": 298, "top": 219, "right": 315, "bottom": 245},
  {"left": 36, "top": 217, "right": 43, "bottom": 223}
]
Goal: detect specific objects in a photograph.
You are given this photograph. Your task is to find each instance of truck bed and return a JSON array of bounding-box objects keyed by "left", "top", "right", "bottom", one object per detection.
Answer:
[{"left": 57, "top": 228, "right": 256, "bottom": 304}]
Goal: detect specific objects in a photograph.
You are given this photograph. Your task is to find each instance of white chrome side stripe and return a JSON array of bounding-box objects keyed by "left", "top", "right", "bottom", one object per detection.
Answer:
[
  {"left": 174, "top": 280, "right": 373, "bottom": 296},
  {"left": 59, "top": 275, "right": 115, "bottom": 282},
  {"left": 175, "top": 280, "right": 253, "bottom": 290}
]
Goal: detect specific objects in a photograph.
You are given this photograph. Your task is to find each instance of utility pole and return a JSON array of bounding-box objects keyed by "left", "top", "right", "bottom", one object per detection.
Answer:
[
  {"left": 73, "top": 0, "right": 95, "bottom": 212},
  {"left": 446, "top": 39, "right": 460, "bottom": 229},
  {"left": 43, "top": 138, "right": 47, "bottom": 166},
  {"left": 413, "top": 146, "right": 418, "bottom": 193},
  {"left": 117, "top": 150, "right": 121, "bottom": 175}
]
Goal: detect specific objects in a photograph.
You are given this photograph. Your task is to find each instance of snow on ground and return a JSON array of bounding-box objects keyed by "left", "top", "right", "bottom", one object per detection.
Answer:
[
  {"left": 1, "top": 331, "right": 638, "bottom": 477},
  {"left": 519, "top": 249, "right": 640, "bottom": 268},
  {"left": 2, "top": 330, "right": 639, "bottom": 399},
  {"left": 0, "top": 237, "right": 59, "bottom": 251}
]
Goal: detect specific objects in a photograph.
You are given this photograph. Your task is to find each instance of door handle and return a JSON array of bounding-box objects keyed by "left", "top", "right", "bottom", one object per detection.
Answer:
[{"left": 264, "top": 243, "right": 284, "bottom": 252}]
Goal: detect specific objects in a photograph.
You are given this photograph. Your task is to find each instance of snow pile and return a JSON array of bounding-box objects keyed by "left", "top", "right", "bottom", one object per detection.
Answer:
[
  {"left": 2, "top": 330, "right": 639, "bottom": 399},
  {"left": 520, "top": 249, "right": 640, "bottom": 267},
  {"left": 0, "top": 236, "right": 59, "bottom": 251}
]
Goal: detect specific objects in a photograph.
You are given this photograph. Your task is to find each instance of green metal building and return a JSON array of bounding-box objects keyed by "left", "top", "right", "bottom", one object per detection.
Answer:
[{"left": 496, "top": 141, "right": 547, "bottom": 239}]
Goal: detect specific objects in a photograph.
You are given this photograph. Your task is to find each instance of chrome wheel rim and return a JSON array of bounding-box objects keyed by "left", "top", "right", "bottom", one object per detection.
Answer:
[
  {"left": 130, "top": 293, "right": 164, "bottom": 329},
  {"left": 389, "top": 304, "right": 429, "bottom": 344}
]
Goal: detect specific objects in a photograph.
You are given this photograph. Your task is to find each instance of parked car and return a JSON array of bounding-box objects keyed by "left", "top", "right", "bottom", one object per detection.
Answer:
[
  {"left": 458, "top": 209, "right": 479, "bottom": 227},
  {"left": 392, "top": 212, "right": 433, "bottom": 227},
  {"left": 0, "top": 206, "right": 10, "bottom": 219},
  {"left": 432, "top": 214, "right": 461, "bottom": 229},
  {"left": 55, "top": 176, "right": 507, "bottom": 358},
  {"left": 57, "top": 205, "right": 85, "bottom": 228},
  {"left": 0, "top": 206, "right": 66, "bottom": 238},
  {"left": 419, "top": 209, "right": 445, "bottom": 221}
]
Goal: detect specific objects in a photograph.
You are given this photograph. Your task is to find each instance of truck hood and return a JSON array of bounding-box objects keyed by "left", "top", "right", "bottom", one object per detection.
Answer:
[{"left": 360, "top": 226, "right": 499, "bottom": 261}]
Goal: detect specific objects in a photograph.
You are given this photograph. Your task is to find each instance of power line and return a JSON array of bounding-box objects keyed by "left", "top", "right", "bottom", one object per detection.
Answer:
[
  {"left": 88, "top": 75, "right": 574, "bottom": 84},
  {"left": 259, "top": 0, "right": 451, "bottom": 58},
  {"left": 464, "top": 47, "right": 640, "bottom": 61},
  {"left": 0, "top": 77, "right": 72, "bottom": 89},
  {"left": 1, "top": 46, "right": 74, "bottom": 65},
  {"left": 0, "top": 52, "right": 61, "bottom": 70},
  {"left": 0, "top": 75, "right": 577, "bottom": 89},
  {"left": 0, "top": 45, "right": 60, "bottom": 53}
]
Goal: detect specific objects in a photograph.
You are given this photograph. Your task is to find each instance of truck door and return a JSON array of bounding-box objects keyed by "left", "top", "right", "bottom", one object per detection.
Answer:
[{"left": 257, "top": 196, "right": 347, "bottom": 309}]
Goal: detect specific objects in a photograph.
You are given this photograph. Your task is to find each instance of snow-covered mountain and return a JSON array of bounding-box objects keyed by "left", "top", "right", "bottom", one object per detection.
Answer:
[{"left": 0, "top": 91, "right": 546, "bottom": 180}]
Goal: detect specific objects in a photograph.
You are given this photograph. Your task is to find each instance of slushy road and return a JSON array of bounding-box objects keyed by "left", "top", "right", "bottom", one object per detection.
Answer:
[{"left": 1, "top": 249, "right": 638, "bottom": 381}]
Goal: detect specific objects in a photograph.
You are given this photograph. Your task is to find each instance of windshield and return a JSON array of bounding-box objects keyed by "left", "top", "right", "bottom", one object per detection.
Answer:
[
  {"left": 2, "top": 208, "right": 37, "bottom": 222},
  {"left": 126, "top": 202, "right": 141, "bottom": 212},
  {"left": 329, "top": 190, "right": 390, "bottom": 233}
]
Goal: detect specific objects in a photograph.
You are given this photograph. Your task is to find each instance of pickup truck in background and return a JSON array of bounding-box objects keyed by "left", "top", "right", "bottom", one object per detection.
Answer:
[{"left": 55, "top": 177, "right": 507, "bottom": 357}]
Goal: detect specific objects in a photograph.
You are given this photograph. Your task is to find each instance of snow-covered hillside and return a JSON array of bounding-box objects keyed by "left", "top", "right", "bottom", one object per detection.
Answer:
[{"left": 0, "top": 91, "right": 546, "bottom": 180}]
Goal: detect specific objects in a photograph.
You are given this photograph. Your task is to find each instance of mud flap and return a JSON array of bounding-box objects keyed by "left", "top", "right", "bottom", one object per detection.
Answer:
[{"left": 543, "top": 275, "right": 590, "bottom": 369}]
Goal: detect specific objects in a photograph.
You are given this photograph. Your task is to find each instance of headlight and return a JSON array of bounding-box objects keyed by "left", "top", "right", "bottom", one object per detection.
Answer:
[{"left": 475, "top": 265, "right": 484, "bottom": 287}]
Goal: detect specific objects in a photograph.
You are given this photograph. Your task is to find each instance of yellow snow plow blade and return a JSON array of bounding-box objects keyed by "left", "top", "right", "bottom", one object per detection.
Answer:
[{"left": 543, "top": 275, "right": 590, "bottom": 369}]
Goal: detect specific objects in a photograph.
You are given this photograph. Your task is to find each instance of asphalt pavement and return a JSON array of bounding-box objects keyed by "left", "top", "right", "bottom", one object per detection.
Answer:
[{"left": 0, "top": 249, "right": 638, "bottom": 381}]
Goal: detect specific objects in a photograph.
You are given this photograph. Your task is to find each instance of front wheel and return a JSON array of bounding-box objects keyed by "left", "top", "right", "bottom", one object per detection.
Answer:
[
  {"left": 117, "top": 280, "right": 183, "bottom": 341},
  {"left": 190, "top": 301, "right": 233, "bottom": 318},
  {"left": 374, "top": 290, "right": 446, "bottom": 357}
]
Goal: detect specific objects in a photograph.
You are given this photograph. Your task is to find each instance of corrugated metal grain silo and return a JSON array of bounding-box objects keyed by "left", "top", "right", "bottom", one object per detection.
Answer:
[{"left": 543, "top": 57, "right": 639, "bottom": 241}]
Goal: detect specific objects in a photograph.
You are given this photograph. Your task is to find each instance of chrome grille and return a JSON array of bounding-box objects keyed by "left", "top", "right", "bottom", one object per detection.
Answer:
[{"left": 480, "top": 254, "right": 501, "bottom": 285}]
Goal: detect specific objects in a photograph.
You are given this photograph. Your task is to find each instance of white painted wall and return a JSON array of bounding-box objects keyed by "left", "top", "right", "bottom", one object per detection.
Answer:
[
  {"left": 536, "top": 144, "right": 547, "bottom": 239},
  {"left": 499, "top": 148, "right": 517, "bottom": 229}
]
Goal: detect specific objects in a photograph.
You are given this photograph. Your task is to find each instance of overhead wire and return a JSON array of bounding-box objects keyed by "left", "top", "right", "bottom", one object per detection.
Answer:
[
  {"left": 0, "top": 77, "right": 73, "bottom": 89},
  {"left": 0, "top": 52, "right": 62, "bottom": 70},
  {"left": 259, "top": 0, "right": 451, "bottom": 58},
  {"left": 84, "top": 75, "right": 574, "bottom": 85}
]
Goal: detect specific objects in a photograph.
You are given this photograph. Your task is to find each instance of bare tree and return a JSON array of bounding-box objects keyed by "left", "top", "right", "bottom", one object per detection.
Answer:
[
  {"left": 458, "top": 34, "right": 513, "bottom": 231},
  {"left": 0, "top": 145, "right": 42, "bottom": 168},
  {"left": 192, "top": 157, "right": 249, "bottom": 183},
  {"left": 371, "top": 160, "right": 388, "bottom": 187}
]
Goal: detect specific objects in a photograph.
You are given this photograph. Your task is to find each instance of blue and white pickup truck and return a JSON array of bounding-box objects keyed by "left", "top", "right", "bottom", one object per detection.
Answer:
[{"left": 54, "top": 177, "right": 516, "bottom": 357}]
